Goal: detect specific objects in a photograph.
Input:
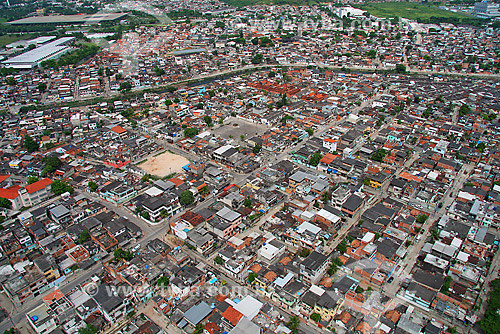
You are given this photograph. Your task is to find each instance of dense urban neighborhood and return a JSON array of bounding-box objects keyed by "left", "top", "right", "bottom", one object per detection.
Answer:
[{"left": 0, "top": 1, "right": 499, "bottom": 334}]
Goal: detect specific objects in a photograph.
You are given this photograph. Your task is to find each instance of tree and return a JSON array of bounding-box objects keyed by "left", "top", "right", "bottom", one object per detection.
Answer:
[
  {"left": 309, "top": 153, "right": 323, "bottom": 167},
  {"left": 24, "top": 135, "right": 38, "bottom": 153},
  {"left": 395, "top": 63, "right": 406, "bottom": 74},
  {"left": 4, "top": 328, "right": 16, "bottom": 334},
  {"left": 37, "top": 82, "right": 47, "bottom": 92},
  {"left": 306, "top": 128, "right": 314, "bottom": 136},
  {"left": 477, "top": 142, "right": 486, "bottom": 153},
  {"left": 0, "top": 198, "right": 12, "bottom": 209},
  {"left": 299, "top": 248, "right": 311, "bottom": 257},
  {"left": 180, "top": 190, "right": 195, "bottom": 206},
  {"left": 416, "top": 214, "right": 428, "bottom": 224},
  {"left": 114, "top": 248, "right": 133, "bottom": 261},
  {"left": 268, "top": 71, "right": 275, "bottom": 78},
  {"left": 321, "top": 191, "right": 331, "bottom": 203},
  {"left": 193, "top": 324, "right": 204, "bottom": 334},
  {"left": 154, "top": 67, "right": 165, "bottom": 76},
  {"left": 251, "top": 53, "right": 263, "bottom": 64},
  {"left": 157, "top": 276, "right": 170, "bottom": 287},
  {"left": 214, "top": 256, "right": 224, "bottom": 265},
  {"left": 365, "top": 49, "right": 377, "bottom": 59},
  {"left": 459, "top": 104, "right": 470, "bottom": 117},
  {"left": 244, "top": 198, "right": 252, "bottom": 208},
  {"left": 286, "top": 316, "right": 300, "bottom": 333},
  {"left": 50, "top": 180, "right": 74, "bottom": 195},
  {"left": 247, "top": 272, "right": 257, "bottom": 283},
  {"left": 120, "top": 81, "right": 132, "bottom": 92},
  {"left": 42, "top": 156, "right": 62, "bottom": 176},
  {"left": 253, "top": 144, "right": 262, "bottom": 154},
  {"left": 78, "top": 324, "right": 97, "bottom": 334},
  {"left": 6, "top": 77, "right": 16, "bottom": 86},
  {"left": 336, "top": 240, "right": 347, "bottom": 254},
  {"left": 310, "top": 313, "right": 322, "bottom": 322},
  {"left": 27, "top": 176, "right": 39, "bottom": 184},
  {"left": 370, "top": 148, "right": 387, "bottom": 162},
  {"left": 184, "top": 128, "right": 198, "bottom": 138},
  {"left": 78, "top": 230, "right": 90, "bottom": 244},
  {"left": 203, "top": 115, "right": 212, "bottom": 126},
  {"left": 88, "top": 181, "right": 98, "bottom": 192}
]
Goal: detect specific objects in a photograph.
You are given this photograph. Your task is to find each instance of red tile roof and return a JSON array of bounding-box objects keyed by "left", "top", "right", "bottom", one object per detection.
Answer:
[
  {"left": 25, "top": 178, "right": 52, "bottom": 194},
  {"left": 0, "top": 185, "right": 20, "bottom": 199},
  {"left": 0, "top": 175, "right": 10, "bottom": 184},
  {"left": 221, "top": 306, "right": 243, "bottom": 326},
  {"left": 110, "top": 125, "right": 127, "bottom": 134}
]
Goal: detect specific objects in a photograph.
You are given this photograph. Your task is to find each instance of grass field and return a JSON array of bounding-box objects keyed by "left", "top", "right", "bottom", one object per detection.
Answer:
[
  {"left": 357, "top": 2, "right": 471, "bottom": 20},
  {"left": 0, "top": 34, "right": 28, "bottom": 48}
]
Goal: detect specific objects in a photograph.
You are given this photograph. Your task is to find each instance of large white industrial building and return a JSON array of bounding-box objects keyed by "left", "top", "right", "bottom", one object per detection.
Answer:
[{"left": 2, "top": 37, "right": 75, "bottom": 69}]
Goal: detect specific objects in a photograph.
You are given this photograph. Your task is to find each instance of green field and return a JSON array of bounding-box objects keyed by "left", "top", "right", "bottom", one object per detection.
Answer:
[
  {"left": 357, "top": 2, "right": 472, "bottom": 21},
  {"left": 0, "top": 34, "right": 29, "bottom": 48}
]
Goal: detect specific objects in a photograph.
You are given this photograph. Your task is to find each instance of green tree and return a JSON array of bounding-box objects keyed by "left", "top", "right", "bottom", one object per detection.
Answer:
[
  {"left": 253, "top": 144, "right": 262, "bottom": 154},
  {"left": 0, "top": 198, "right": 12, "bottom": 209},
  {"left": 41, "top": 156, "right": 62, "bottom": 176},
  {"left": 184, "top": 128, "right": 198, "bottom": 138},
  {"left": 78, "top": 230, "right": 90, "bottom": 244},
  {"left": 214, "top": 256, "right": 224, "bottom": 265},
  {"left": 248, "top": 272, "right": 257, "bottom": 283},
  {"left": 370, "top": 148, "right": 387, "bottom": 162},
  {"left": 114, "top": 248, "right": 133, "bottom": 261},
  {"left": 24, "top": 135, "right": 38, "bottom": 153},
  {"left": 310, "top": 313, "right": 322, "bottom": 322},
  {"left": 27, "top": 176, "right": 39, "bottom": 184},
  {"left": 180, "top": 190, "right": 195, "bottom": 205},
  {"left": 286, "top": 316, "right": 300, "bottom": 334},
  {"left": 37, "top": 82, "right": 47, "bottom": 92},
  {"left": 306, "top": 128, "right": 314, "bottom": 136},
  {"left": 78, "top": 324, "right": 97, "bottom": 334},
  {"left": 120, "top": 81, "right": 132, "bottom": 92},
  {"left": 416, "top": 214, "right": 428, "bottom": 224},
  {"left": 336, "top": 239, "right": 347, "bottom": 254},
  {"left": 88, "top": 181, "right": 98, "bottom": 192},
  {"left": 309, "top": 153, "right": 323, "bottom": 166},
  {"left": 244, "top": 198, "right": 252, "bottom": 208},
  {"left": 395, "top": 63, "right": 406, "bottom": 74},
  {"left": 50, "top": 180, "right": 74, "bottom": 195},
  {"left": 299, "top": 248, "right": 311, "bottom": 257},
  {"left": 157, "top": 276, "right": 170, "bottom": 286},
  {"left": 459, "top": 104, "right": 470, "bottom": 117},
  {"left": 203, "top": 115, "right": 212, "bottom": 126}
]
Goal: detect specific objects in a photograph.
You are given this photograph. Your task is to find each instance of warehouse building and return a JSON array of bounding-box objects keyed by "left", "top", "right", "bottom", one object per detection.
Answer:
[{"left": 2, "top": 37, "right": 75, "bottom": 69}]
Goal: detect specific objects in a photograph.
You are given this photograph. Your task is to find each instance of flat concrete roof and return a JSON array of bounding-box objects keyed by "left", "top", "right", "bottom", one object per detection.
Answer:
[{"left": 8, "top": 13, "right": 127, "bottom": 25}]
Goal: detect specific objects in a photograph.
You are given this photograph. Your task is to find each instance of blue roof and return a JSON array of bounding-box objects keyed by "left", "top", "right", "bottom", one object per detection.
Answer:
[{"left": 183, "top": 301, "right": 212, "bottom": 325}]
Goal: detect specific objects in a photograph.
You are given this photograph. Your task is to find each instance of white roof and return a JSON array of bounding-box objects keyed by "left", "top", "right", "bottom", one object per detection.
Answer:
[
  {"left": 3, "top": 37, "right": 74, "bottom": 66},
  {"left": 456, "top": 251, "right": 469, "bottom": 263},
  {"left": 214, "top": 144, "right": 233, "bottom": 155},
  {"left": 297, "top": 222, "right": 321, "bottom": 235},
  {"left": 144, "top": 186, "right": 163, "bottom": 197},
  {"left": 316, "top": 208, "right": 341, "bottom": 224},
  {"left": 361, "top": 232, "right": 375, "bottom": 243},
  {"left": 309, "top": 284, "right": 325, "bottom": 296},
  {"left": 458, "top": 191, "right": 475, "bottom": 201},
  {"left": 233, "top": 296, "right": 263, "bottom": 321}
]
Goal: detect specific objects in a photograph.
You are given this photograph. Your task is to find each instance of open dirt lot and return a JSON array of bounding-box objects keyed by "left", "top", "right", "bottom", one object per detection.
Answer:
[
  {"left": 212, "top": 117, "right": 269, "bottom": 141},
  {"left": 139, "top": 152, "right": 189, "bottom": 177}
]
